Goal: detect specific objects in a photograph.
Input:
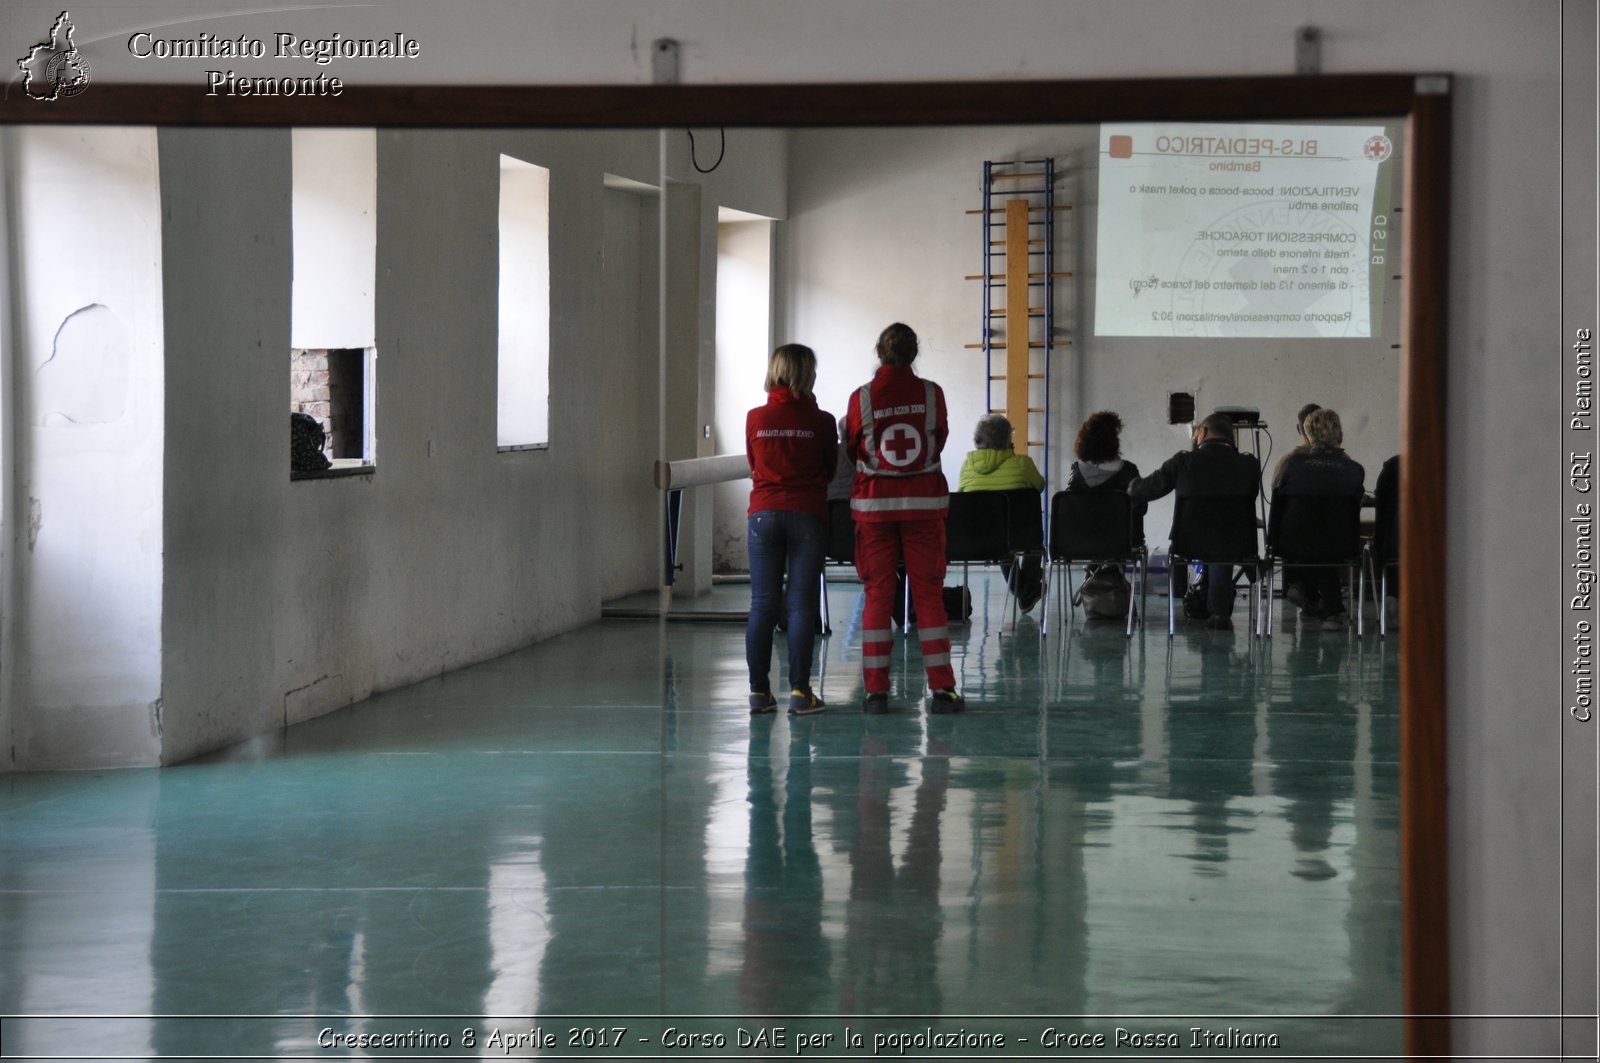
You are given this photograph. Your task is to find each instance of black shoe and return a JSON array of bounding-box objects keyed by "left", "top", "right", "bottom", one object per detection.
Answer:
[
  {"left": 748, "top": 691, "right": 777, "bottom": 715},
  {"left": 862, "top": 692, "right": 889, "bottom": 714},
  {"left": 788, "top": 689, "right": 826, "bottom": 716},
  {"left": 927, "top": 688, "right": 965, "bottom": 714},
  {"left": 1204, "top": 615, "right": 1233, "bottom": 630}
]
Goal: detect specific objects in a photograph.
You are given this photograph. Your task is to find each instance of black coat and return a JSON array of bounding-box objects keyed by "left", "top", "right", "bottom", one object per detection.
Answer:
[
  {"left": 1130, "top": 440, "right": 1261, "bottom": 559},
  {"left": 1129, "top": 439, "right": 1260, "bottom": 502},
  {"left": 1275, "top": 446, "right": 1365, "bottom": 498}
]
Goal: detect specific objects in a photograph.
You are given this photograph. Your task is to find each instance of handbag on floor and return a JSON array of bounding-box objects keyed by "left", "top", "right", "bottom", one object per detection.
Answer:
[{"left": 1075, "top": 565, "right": 1131, "bottom": 619}]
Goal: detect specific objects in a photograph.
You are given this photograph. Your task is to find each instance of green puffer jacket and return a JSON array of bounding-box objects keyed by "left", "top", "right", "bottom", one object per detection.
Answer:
[{"left": 957, "top": 448, "right": 1045, "bottom": 493}]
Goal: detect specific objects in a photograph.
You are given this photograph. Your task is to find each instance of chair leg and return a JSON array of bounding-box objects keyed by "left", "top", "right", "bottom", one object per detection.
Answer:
[
  {"left": 1167, "top": 558, "right": 1177, "bottom": 636},
  {"left": 1008, "top": 551, "right": 1020, "bottom": 629},
  {"left": 1123, "top": 560, "right": 1135, "bottom": 638},
  {"left": 1380, "top": 567, "right": 1389, "bottom": 638},
  {"left": 1254, "top": 563, "right": 1266, "bottom": 638},
  {"left": 962, "top": 562, "right": 971, "bottom": 627},
  {"left": 1139, "top": 550, "right": 1149, "bottom": 630},
  {"left": 819, "top": 569, "right": 832, "bottom": 636},
  {"left": 1040, "top": 561, "right": 1050, "bottom": 636},
  {"left": 1355, "top": 559, "right": 1366, "bottom": 637}
]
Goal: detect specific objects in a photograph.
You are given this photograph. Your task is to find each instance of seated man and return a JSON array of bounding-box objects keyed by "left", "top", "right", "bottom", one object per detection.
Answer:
[
  {"left": 1128, "top": 412, "right": 1262, "bottom": 628},
  {"left": 957, "top": 413, "right": 1045, "bottom": 611},
  {"left": 1274, "top": 408, "right": 1365, "bottom": 628}
]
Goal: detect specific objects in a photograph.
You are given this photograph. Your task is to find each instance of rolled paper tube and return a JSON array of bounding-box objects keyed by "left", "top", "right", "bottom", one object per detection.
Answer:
[{"left": 653, "top": 453, "right": 752, "bottom": 489}]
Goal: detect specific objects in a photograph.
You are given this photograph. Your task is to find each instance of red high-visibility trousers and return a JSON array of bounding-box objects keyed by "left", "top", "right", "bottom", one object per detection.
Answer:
[{"left": 854, "top": 518, "right": 956, "bottom": 694}]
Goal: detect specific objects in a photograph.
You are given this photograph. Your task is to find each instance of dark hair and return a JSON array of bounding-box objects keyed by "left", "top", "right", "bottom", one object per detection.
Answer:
[
  {"left": 1296, "top": 402, "right": 1322, "bottom": 433},
  {"left": 875, "top": 322, "right": 918, "bottom": 366},
  {"left": 1074, "top": 410, "right": 1123, "bottom": 463},
  {"left": 1199, "top": 412, "right": 1235, "bottom": 440}
]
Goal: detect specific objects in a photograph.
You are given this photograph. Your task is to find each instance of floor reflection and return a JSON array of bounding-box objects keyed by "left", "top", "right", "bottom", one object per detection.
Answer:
[{"left": 0, "top": 570, "right": 1400, "bottom": 1054}]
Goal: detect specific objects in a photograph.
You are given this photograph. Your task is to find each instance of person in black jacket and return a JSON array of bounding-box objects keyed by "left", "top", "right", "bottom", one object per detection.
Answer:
[
  {"left": 1274, "top": 408, "right": 1366, "bottom": 628},
  {"left": 1129, "top": 413, "right": 1261, "bottom": 627},
  {"left": 1067, "top": 410, "right": 1146, "bottom": 584}
]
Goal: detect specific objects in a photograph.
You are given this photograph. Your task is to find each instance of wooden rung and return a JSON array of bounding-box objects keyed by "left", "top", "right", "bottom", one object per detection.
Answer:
[
  {"left": 967, "top": 342, "right": 1072, "bottom": 350},
  {"left": 987, "top": 308, "right": 1046, "bottom": 316},
  {"left": 1023, "top": 440, "right": 1046, "bottom": 447},
  {"left": 987, "top": 373, "right": 1046, "bottom": 380},
  {"left": 1027, "top": 407, "right": 1045, "bottom": 413},
  {"left": 964, "top": 205, "right": 1072, "bottom": 215},
  {"left": 964, "top": 272, "right": 1073, "bottom": 280},
  {"left": 989, "top": 239, "right": 1048, "bottom": 246},
  {"left": 990, "top": 172, "right": 1048, "bottom": 180}
]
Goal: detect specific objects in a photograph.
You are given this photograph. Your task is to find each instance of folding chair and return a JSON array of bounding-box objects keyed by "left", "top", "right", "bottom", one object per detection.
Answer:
[
  {"left": 1371, "top": 455, "right": 1399, "bottom": 637},
  {"left": 818, "top": 498, "right": 854, "bottom": 635},
  {"left": 1167, "top": 494, "right": 1265, "bottom": 636},
  {"left": 999, "top": 488, "right": 1046, "bottom": 624},
  {"left": 1264, "top": 490, "right": 1366, "bottom": 636},
  {"left": 945, "top": 491, "right": 1010, "bottom": 621},
  {"left": 1044, "top": 489, "right": 1146, "bottom": 637}
]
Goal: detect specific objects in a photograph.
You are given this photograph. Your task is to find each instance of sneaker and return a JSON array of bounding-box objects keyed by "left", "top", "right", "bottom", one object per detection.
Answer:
[
  {"left": 1321, "top": 612, "right": 1347, "bottom": 632},
  {"left": 927, "top": 688, "right": 965, "bottom": 714},
  {"left": 748, "top": 691, "right": 777, "bottom": 715},
  {"left": 1205, "top": 615, "right": 1233, "bottom": 630},
  {"left": 862, "top": 691, "right": 889, "bottom": 714},
  {"left": 788, "top": 689, "right": 826, "bottom": 716}
]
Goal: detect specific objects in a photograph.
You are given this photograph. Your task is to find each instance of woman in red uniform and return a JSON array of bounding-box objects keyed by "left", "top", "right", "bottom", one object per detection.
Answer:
[
  {"left": 745, "top": 344, "right": 838, "bottom": 716},
  {"left": 845, "top": 323, "right": 962, "bottom": 713}
]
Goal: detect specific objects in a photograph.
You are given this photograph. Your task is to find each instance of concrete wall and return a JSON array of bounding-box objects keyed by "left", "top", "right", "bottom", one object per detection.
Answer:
[
  {"left": 7, "top": 126, "right": 166, "bottom": 769},
  {"left": 780, "top": 124, "right": 1401, "bottom": 546},
  {"left": 155, "top": 126, "right": 783, "bottom": 752}
]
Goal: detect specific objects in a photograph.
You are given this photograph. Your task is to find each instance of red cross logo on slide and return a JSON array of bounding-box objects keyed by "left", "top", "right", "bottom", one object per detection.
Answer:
[{"left": 880, "top": 423, "right": 923, "bottom": 468}]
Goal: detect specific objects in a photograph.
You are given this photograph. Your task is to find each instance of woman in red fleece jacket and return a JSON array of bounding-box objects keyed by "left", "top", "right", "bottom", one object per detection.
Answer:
[{"left": 744, "top": 344, "right": 838, "bottom": 716}]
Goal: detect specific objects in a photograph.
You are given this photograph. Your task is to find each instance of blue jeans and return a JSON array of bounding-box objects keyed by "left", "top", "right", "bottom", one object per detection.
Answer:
[{"left": 746, "top": 510, "right": 826, "bottom": 693}]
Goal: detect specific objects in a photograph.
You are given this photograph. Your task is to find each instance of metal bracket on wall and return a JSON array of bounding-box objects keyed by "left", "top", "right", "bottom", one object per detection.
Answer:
[
  {"left": 1294, "top": 26, "right": 1322, "bottom": 75},
  {"left": 652, "top": 38, "right": 680, "bottom": 85}
]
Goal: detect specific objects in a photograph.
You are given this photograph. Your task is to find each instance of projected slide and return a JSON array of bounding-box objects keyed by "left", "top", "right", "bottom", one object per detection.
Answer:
[{"left": 1094, "top": 122, "right": 1396, "bottom": 338}]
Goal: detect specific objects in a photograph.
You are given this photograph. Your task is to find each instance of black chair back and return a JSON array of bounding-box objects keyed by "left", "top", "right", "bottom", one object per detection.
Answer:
[
  {"left": 1372, "top": 455, "right": 1399, "bottom": 562},
  {"left": 1050, "top": 490, "right": 1136, "bottom": 561},
  {"left": 825, "top": 498, "right": 855, "bottom": 564},
  {"left": 1170, "top": 494, "right": 1259, "bottom": 562},
  {"left": 1000, "top": 488, "right": 1044, "bottom": 552},
  {"left": 945, "top": 492, "right": 1009, "bottom": 562},
  {"left": 1267, "top": 491, "right": 1361, "bottom": 563}
]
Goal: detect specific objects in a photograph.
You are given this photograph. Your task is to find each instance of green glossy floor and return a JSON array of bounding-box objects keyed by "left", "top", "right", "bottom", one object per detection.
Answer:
[{"left": 0, "top": 573, "right": 1400, "bottom": 1059}]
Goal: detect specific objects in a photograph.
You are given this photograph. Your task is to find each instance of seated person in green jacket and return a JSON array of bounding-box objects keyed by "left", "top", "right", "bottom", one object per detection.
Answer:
[{"left": 957, "top": 413, "right": 1045, "bottom": 611}]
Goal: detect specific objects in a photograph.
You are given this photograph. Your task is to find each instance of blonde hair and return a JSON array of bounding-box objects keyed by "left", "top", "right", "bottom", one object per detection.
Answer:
[
  {"left": 1303, "top": 408, "right": 1344, "bottom": 448},
  {"left": 764, "top": 343, "right": 817, "bottom": 399}
]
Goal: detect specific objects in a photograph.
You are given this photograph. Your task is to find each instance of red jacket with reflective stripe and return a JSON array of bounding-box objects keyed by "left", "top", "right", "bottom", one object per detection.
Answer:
[
  {"left": 844, "top": 364, "right": 950, "bottom": 523},
  {"left": 745, "top": 388, "right": 839, "bottom": 517}
]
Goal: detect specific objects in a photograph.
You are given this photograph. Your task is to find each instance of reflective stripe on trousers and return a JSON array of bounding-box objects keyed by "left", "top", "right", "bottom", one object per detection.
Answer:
[{"left": 854, "top": 518, "right": 956, "bottom": 693}]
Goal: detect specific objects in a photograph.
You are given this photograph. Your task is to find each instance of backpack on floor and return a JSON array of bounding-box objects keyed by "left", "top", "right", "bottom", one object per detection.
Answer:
[
  {"left": 1075, "top": 566, "right": 1131, "bottom": 620},
  {"left": 891, "top": 582, "right": 973, "bottom": 626},
  {"left": 942, "top": 584, "right": 973, "bottom": 622}
]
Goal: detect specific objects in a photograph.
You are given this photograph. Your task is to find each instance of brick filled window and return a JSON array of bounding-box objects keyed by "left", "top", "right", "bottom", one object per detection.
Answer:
[{"left": 292, "top": 347, "right": 369, "bottom": 462}]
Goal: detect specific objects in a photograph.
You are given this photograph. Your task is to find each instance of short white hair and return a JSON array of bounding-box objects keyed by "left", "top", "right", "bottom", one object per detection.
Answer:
[{"left": 974, "top": 413, "right": 1013, "bottom": 450}]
